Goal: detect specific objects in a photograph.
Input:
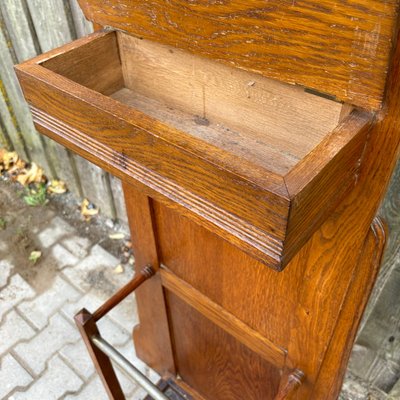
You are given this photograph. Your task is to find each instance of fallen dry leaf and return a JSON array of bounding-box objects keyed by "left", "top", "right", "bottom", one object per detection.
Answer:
[
  {"left": 7, "top": 158, "right": 26, "bottom": 175},
  {"left": 81, "top": 198, "right": 99, "bottom": 220},
  {"left": 29, "top": 250, "right": 42, "bottom": 264},
  {"left": 109, "top": 232, "right": 125, "bottom": 240},
  {"left": 16, "top": 162, "right": 44, "bottom": 186},
  {"left": 47, "top": 179, "right": 67, "bottom": 194},
  {"left": 2, "top": 151, "right": 19, "bottom": 170},
  {"left": 113, "top": 264, "right": 124, "bottom": 274}
]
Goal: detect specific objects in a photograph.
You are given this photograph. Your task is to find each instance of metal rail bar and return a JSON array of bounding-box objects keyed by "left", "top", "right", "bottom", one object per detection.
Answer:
[{"left": 92, "top": 335, "right": 169, "bottom": 400}]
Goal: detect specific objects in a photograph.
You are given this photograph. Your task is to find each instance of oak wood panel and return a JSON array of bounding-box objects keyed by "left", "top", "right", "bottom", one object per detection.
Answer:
[
  {"left": 160, "top": 267, "right": 287, "bottom": 369},
  {"left": 122, "top": 183, "right": 175, "bottom": 376},
  {"left": 152, "top": 199, "right": 305, "bottom": 347},
  {"left": 311, "top": 217, "right": 386, "bottom": 399},
  {"left": 13, "top": 3, "right": 400, "bottom": 399},
  {"left": 15, "top": 30, "right": 374, "bottom": 270},
  {"left": 148, "top": 46, "right": 400, "bottom": 396},
  {"left": 26, "top": 104, "right": 289, "bottom": 269},
  {"left": 166, "top": 291, "right": 281, "bottom": 400},
  {"left": 78, "top": 0, "right": 398, "bottom": 110},
  {"left": 110, "top": 88, "right": 297, "bottom": 175}
]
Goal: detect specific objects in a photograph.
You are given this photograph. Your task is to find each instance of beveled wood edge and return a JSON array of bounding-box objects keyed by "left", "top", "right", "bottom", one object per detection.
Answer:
[
  {"left": 159, "top": 266, "right": 288, "bottom": 369},
  {"left": 22, "top": 29, "right": 112, "bottom": 65},
  {"left": 284, "top": 110, "right": 375, "bottom": 197},
  {"left": 309, "top": 216, "right": 387, "bottom": 399},
  {"left": 280, "top": 110, "right": 375, "bottom": 263},
  {"left": 28, "top": 105, "right": 285, "bottom": 269}
]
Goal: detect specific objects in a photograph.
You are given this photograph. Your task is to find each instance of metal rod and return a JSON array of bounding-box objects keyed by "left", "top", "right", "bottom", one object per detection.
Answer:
[
  {"left": 93, "top": 265, "right": 155, "bottom": 321},
  {"left": 91, "top": 335, "right": 169, "bottom": 400}
]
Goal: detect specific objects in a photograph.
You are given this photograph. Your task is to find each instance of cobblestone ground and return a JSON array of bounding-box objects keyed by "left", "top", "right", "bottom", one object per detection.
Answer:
[{"left": 0, "top": 184, "right": 158, "bottom": 399}]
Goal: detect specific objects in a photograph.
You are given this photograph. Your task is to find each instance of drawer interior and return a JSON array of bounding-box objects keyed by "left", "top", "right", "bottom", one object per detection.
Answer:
[{"left": 42, "top": 30, "right": 346, "bottom": 176}]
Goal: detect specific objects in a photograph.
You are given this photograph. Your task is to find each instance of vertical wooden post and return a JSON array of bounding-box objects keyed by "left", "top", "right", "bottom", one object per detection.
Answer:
[
  {"left": 74, "top": 309, "right": 125, "bottom": 400},
  {"left": 123, "top": 182, "right": 176, "bottom": 376}
]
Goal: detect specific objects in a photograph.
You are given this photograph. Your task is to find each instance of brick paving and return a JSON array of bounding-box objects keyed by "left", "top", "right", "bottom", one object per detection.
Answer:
[{"left": 0, "top": 211, "right": 157, "bottom": 399}]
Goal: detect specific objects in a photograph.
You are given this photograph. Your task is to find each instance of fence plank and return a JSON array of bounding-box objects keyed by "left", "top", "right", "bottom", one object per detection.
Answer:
[
  {"left": 0, "top": 5, "right": 53, "bottom": 173},
  {"left": 0, "top": 82, "right": 26, "bottom": 158},
  {"left": 0, "top": 102, "right": 12, "bottom": 150},
  {"left": 69, "top": 0, "right": 93, "bottom": 38},
  {"left": 110, "top": 176, "right": 128, "bottom": 225},
  {"left": 74, "top": 155, "right": 117, "bottom": 219},
  {"left": 26, "top": 0, "right": 73, "bottom": 51},
  {"left": 23, "top": 0, "right": 86, "bottom": 196},
  {"left": 0, "top": 0, "right": 39, "bottom": 62},
  {"left": 24, "top": 0, "right": 116, "bottom": 212}
]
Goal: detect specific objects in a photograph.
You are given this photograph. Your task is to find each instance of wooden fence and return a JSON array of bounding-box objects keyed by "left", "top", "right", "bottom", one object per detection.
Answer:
[{"left": 0, "top": 0, "right": 127, "bottom": 224}]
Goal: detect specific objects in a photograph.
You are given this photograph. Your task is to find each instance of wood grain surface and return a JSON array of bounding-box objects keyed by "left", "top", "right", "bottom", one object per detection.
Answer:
[
  {"left": 117, "top": 33, "right": 344, "bottom": 173},
  {"left": 78, "top": 0, "right": 398, "bottom": 110},
  {"left": 145, "top": 29, "right": 400, "bottom": 397},
  {"left": 15, "top": 30, "right": 373, "bottom": 270},
  {"left": 166, "top": 291, "right": 281, "bottom": 400},
  {"left": 122, "top": 183, "right": 175, "bottom": 376},
  {"left": 160, "top": 266, "right": 287, "bottom": 369},
  {"left": 285, "top": 26, "right": 400, "bottom": 399}
]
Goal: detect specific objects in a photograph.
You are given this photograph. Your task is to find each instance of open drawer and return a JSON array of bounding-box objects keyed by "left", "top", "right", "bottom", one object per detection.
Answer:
[{"left": 15, "top": 30, "right": 373, "bottom": 271}]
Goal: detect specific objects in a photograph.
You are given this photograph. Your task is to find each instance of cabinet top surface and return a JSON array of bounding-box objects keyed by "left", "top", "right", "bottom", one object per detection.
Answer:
[{"left": 78, "top": 0, "right": 399, "bottom": 111}]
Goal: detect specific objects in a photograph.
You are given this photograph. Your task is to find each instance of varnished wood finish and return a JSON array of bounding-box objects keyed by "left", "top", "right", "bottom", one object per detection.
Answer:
[
  {"left": 122, "top": 183, "right": 175, "bottom": 376},
  {"left": 160, "top": 266, "right": 287, "bottom": 369},
  {"left": 166, "top": 291, "right": 282, "bottom": 400},
  {"left": 275, "top": 369, "right": 305, "bottom": 400},
  {"left": 41, "top": 31, "right": 123, "bottom": 95},
  {"left": 311, "top": 217, "right": 387, "bottom": 399},
  {"left": 93, "top": 265, "right": 155, "bottom": 322},
  {"left": 14, "top": 30, "right": 374, "bottom": 270},
  {"left": 300, "top": 25, "right": 400, "bottom": 398},
  {"left": 74, "top": 309, "right": 125, "bottom": 400},
  {"left": 78, "top": 0, "right": 398, "bottom": 110}
]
